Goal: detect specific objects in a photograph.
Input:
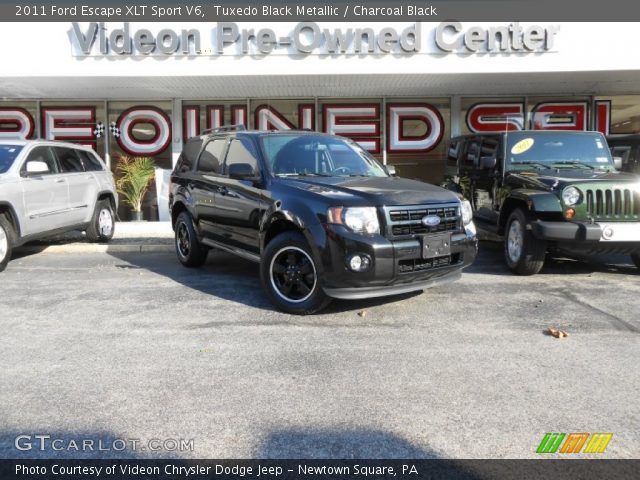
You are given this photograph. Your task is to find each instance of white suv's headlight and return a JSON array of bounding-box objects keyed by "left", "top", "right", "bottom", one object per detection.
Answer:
[
  {"left": 461, "top": 200, "right": 473, "bottom": 226},
  {"left": 327, "top": 207, "right": 380, "bottom": 235},
  {"left": 562, "top": 186, "right": 581, "bottom": 206}
]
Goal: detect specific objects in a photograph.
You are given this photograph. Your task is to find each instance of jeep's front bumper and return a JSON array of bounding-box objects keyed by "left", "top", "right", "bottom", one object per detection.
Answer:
[
  {"left": 530, "top": 220, "right": 640, "bottom": 252},
  {"left": 309, "top": 224, "right": 478, "bottom": 300}
]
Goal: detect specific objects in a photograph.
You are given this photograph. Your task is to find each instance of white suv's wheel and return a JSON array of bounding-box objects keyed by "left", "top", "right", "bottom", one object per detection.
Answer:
[
  {"left": 0, "top": 215, "right": 15, "bottom": 273},
  {"left": 86, "top": 199, "right": 115, "bottom": 242}
]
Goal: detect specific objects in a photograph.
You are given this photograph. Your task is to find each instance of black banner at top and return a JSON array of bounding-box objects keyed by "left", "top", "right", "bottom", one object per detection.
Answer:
[{"left": 3, "top": 0, "right": 640, "bottom": 22}]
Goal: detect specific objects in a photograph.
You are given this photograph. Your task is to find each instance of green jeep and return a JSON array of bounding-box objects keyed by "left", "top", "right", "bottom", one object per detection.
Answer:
[{"left": 445, "top": 130, "right": 640, "bottom": 274}]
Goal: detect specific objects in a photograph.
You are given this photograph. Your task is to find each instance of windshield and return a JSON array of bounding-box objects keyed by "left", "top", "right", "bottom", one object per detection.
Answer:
[
  {"left": 261, "top": 134, "right": 387, "bottom": 178},
  {"left": 505, "top": 132, "right": 614, "bottom": 171},
  {"left": 0, "top": 145, "right": 23, "bottom": 174}
]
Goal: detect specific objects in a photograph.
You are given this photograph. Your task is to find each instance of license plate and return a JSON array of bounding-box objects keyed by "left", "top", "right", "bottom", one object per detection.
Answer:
[
  {"left": 423, "top": 233, "right": 452, "bottom": 259},
  {"left": 598, "top": 222, "right": 640, "bottom": 242}
]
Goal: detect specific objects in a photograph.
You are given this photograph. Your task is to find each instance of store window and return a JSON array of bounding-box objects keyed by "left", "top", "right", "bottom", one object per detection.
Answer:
[
  {"left": 41, "top": 101, "right": 106, "bottom": 160},
  {"left": 386, "top": 98, "right": 450, "bottom": 184},
  {"left": 461, "top": 97, "right": 525, "bottom": 135},
  {"left": 0, "top": 101, "right": 37, "bottom": 140},
  {"left": 250, "top": 99, "right": 315, "bottom": 131},
  {"left": 183, "top": 100, "right": 248, "bottom": 140},
  {"left": 108, "top": 101, "right": 172, "bottom": 221},
  {"left": 600, "top": 95, "right": 640, "bottom": 134}
]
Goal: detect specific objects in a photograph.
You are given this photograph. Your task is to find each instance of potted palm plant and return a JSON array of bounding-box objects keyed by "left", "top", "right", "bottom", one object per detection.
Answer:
[{"left": 115, "top": 155, "right": 156, "bottom": 221}]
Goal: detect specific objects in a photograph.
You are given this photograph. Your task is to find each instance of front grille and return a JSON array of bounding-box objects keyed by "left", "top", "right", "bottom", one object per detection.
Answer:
[
  {"left": 385, "top": 204, "right": 460, "bottom": 237},
  {"left": 398, "top": 254, "right": 460, "bottom": 274},
  {"left": 583, "top": 187, "right": 640, "bottom": 220}
]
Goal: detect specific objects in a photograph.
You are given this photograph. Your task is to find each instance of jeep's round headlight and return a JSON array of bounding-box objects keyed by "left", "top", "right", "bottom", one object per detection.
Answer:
[
  {"left": 327, "top": 207, "right": 380, "bottom": 235},
  {"left": 562, "top": 186, "right": 581, "bottom": 206},
  {"left": 461, "top": 200, "right": 473, "bottom": 226}
]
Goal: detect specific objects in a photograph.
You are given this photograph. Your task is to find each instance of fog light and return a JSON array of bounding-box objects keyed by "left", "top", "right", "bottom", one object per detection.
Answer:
[
  {"left": 348, "top": 254, "right": 371, "bottom": 272},
  {"left": 564, "top": 208, "right": 576, "bottom": 219}
]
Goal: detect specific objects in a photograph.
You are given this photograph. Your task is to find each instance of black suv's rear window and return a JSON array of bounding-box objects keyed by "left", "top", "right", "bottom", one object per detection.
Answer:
[
  {"left": 176, "top": 138, "right": 203, "bottom": 173},
  {"left": 0, "top": 145, "right": 22, "bottom": 173}
]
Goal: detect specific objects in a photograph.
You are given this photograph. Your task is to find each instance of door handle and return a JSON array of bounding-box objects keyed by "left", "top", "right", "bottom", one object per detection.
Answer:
[
  {"left": 217, "top": 186, "right": 228, "bottom": 195},
  {"left": 55, "top": 178, "right": 66, "bottom": 183}
]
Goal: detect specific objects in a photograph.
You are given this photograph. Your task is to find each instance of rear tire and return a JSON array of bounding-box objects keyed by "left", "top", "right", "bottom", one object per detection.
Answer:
[
  {"left": 504, "top": 208, "right": 546, "bottom": 275},
  {"left": 0, "top": 214, "right": 15, "bottom": 273},
  {"left": 175, "top": 211, "right": 207, "bottom": 268},
  {"left": 85, "top": 199, "right": 115, "bottom": 242},
  {"left": 631, "top": 253, "right": 640, "bottom": 270},
  {"left": 261, "top": 231, "right": 331, "bottom": 314}
]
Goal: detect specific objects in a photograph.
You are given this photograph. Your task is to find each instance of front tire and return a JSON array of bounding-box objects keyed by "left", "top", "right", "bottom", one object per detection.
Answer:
[
  {"left": 85, "top": 199, "right": 115, "bottom": 242},
  {"left": 0, "top": 214, "right": 15, "bottom": 273},
  {"left": 175, "top": 211, "right": 207, "bottom": 268},
  {"left": 261, "top": 231, "right": 331, "bottom": 315},
  {"left": 631, "top": 253, "right": 640, "bottom": 270},
  {"left": 504, "top": 208, "right": 546, "bottom": 275}
]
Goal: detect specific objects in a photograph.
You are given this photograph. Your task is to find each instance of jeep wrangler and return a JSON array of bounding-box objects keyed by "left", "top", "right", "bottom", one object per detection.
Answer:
[{"left": 445, "top": 130, "right": 640, "bottom": 274}]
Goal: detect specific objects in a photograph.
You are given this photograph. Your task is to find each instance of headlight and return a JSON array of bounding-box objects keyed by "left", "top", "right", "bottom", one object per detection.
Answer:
[
  {"left": 461, "top": 200, "right": 473, "bottom": 226},
  {"left": 327, "top": 207, "right": 380, "bottom": 235},
  {"left": 562, "top": 186, "right": 581, "bottom": 206}
]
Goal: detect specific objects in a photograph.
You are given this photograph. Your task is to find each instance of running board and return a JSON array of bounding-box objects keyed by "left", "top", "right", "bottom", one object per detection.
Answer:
[{"left": 201, "top": 238, "right": 261, "bottom": 263}]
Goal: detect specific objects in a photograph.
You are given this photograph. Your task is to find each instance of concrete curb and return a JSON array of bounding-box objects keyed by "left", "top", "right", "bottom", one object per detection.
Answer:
[{"left": 16, "top": 244, "right": 174, "bottom": 254}]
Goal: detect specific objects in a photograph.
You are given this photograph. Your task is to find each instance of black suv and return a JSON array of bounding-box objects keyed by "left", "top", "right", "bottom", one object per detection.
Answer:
[
  {"left": 445, "top": 130, "right": 640, "bottom": 274},
  {"left": 169, "top": 127, "right": 478, "bottom": 314}
]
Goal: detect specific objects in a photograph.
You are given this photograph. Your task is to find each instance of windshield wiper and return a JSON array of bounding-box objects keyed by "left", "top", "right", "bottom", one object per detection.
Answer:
[
  {"left": 510, "top": 161, "right": 552, "bottom": 170},
  {"left": 552, "top": 161, "right": 594, "bottom": 170}
]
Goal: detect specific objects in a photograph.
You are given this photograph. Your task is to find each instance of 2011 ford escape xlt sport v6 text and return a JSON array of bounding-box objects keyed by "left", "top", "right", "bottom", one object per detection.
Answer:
[{"left": 169, "top": 127, "right": 478, "bottom": 314}]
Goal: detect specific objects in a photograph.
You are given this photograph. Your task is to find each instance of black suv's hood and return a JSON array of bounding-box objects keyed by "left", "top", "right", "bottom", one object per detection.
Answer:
[
  {"left": 507, "top": 169, "right": 640, "bottom": 190},
  {"left": 274, "top": 176, "right": 460, "bottom": 205}
]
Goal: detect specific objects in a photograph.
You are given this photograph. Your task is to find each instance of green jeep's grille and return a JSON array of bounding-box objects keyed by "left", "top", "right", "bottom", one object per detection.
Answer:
[{"left": 583, "top": 187, "right": 640, "bottom": 220}]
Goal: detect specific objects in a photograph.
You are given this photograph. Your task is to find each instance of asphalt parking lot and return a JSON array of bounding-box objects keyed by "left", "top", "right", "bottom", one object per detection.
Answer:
[{"left": 0, "top": 243, "right": 638, "bottom": 459}]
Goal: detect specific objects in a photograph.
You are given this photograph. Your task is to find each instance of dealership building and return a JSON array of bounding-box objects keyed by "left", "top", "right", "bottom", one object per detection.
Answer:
[{"left": 1, "top": 21, "right": 639, "bottom": 220}]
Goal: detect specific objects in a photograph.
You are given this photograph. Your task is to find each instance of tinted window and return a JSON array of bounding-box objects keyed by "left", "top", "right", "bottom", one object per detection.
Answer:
[
  {"left": 463, "top": 140, "right": 480, "bottom": 167},
  {"left": 177, "top": 138, "right": 203, "bottom": 173},
  {"left": 481, "top": 139, "right": 499, "bottom": 159},
  {"left": 225, "top": 139, "right": 260, "bottom": 175},
  {"left": 197, "top": 138, "right": 226, "bottom": 174},
  {"left": 77, "top": 150, "right": 105, "bottom": 171},
  {"left": 23, "top": 146, "right": 58, "bottom": 174},
  {"left": 54, "top": 147, "right": 85, "bottom": 173},
  {"left": 447, "top": 139, "right": 460, "bottom": 167},
  {"left": 0, "top": 145, "right": 23, "bottom": 174}
]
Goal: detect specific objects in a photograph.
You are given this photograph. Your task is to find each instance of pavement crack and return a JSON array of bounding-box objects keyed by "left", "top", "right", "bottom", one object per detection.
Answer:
[{"left": 560, "top": 289, "right": 640, "bottom": 333}]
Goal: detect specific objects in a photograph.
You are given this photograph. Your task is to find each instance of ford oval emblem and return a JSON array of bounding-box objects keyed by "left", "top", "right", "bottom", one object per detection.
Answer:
[{"left": 422, "top": 215, "right": 441, "bottom": 227}]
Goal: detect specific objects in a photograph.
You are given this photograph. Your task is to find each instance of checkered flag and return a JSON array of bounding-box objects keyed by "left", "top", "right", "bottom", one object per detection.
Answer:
[
  {"left": 93, "top": 122, "right": 105, "bottom": 138},
  {"left": 109, "top": 122, "right": 120, "bottom": 138}
]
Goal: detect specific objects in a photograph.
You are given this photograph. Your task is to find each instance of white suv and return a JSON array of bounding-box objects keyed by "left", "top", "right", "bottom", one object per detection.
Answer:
[{"left": 0, "top": 140, "right": 118, "bottom": 272}]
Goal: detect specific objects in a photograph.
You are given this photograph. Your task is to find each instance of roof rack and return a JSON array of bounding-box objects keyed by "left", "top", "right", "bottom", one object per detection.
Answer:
[{"left": 200, "top": 124, "right": 246, "bottom": 135}]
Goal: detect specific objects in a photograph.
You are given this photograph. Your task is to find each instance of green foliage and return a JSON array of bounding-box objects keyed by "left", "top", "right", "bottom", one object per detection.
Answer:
[{"left": 115, "top": 155, "right": 155, "bottom": 212}]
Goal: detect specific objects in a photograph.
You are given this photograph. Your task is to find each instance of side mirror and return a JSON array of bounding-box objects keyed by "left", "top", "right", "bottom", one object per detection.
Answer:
[
  {"left": 228, "top": 162, "right": 258, "bottom": 180},
  {"left": 25, "top": 160, "right": 50, "bottom": 175},
  {"left": 385, "top": 165, "right": 397, "bottom": 176},
  {"left": 479, "top": 156, "right": 497, "bottom": 170},
  {"left": 613, "top": 156, "right": 623, "bottom": 170}
]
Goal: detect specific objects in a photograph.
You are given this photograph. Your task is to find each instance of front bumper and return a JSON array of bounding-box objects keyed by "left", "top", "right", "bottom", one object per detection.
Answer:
[
  {"left": 531, "top": 220, "right": 640, "bottom": 242},
  {"left": 310, "top": 223, "right": 478, "bottom": 300},
  {"left": 530, "top": 220, "right": 640, "bottom": 253}
]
